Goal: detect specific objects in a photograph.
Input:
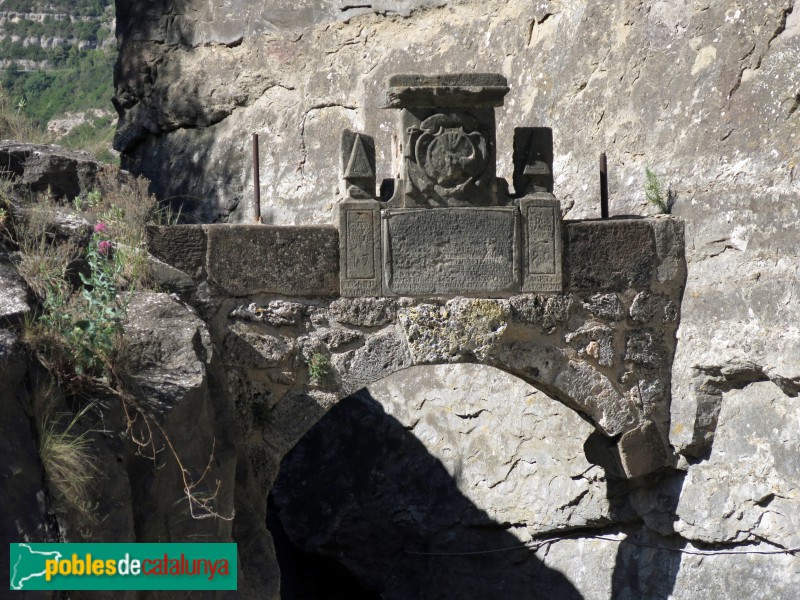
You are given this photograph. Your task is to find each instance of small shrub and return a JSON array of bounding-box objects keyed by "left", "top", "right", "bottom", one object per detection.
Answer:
[
  {"left": 644, "top": 167, "right": 675, "bottom": 214},
  {"left": 307, "top": 352, "right": 330, "bottom": 382}
]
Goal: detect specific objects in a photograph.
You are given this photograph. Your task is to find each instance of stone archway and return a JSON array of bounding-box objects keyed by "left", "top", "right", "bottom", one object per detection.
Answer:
[
  {"left": 147, "top": 214, "right": 686, "bottom": 490},
  {"left": 146, "top": 180, "right": 686, "bottom": 599},
  {"left": 269, "top": 364, "right": 598, "bottom": 600}
]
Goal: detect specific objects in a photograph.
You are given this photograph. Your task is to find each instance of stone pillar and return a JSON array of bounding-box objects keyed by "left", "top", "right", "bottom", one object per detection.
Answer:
[
  {"left": 515, "top": 127, "right": 562, "bottom": 293},
  {"left": 338, "top": 130, "right": 382, "bottom": 296}
]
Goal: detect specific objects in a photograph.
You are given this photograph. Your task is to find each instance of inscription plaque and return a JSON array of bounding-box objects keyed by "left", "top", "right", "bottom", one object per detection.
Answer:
[
  {"left": 383, "top": 208, "right": 519, "bottom": 296},
  {"left": 346, "top": 211, "right": 375, "bottom": 279},
  {"left": 339, "top": 200, "right": 382, "bottom": 297},
  {"left": 521, "top": 196, "right": 562, "bottom": 292}
]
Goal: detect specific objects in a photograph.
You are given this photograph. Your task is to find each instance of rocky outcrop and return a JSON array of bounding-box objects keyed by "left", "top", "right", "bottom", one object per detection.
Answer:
[{"left": 0, "top": 142, "right": 103, "bottom": 200}]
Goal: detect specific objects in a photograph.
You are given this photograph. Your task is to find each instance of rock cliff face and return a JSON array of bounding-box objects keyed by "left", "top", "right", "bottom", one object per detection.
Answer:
[{"left": 111, "top": 0, "right": 800, "bottom": 596}]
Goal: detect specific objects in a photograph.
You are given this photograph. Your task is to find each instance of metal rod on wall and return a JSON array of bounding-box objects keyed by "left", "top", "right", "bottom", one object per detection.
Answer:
[
  {"left": 253, "top": 133, "right": 261, "bottom": 223},
  {"left": 599, "top": 152, "right": 609, "bottom": 219}
]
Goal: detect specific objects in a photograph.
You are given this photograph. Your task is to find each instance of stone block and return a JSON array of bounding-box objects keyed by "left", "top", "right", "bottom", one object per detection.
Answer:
[
  {"left": 583, "top": 293, "right": 624, "bottom": 321},
  {"left": 207, "top": 225, "right": 338, "bottom": 296},
  {"left": 384, "top": 73, "right": 510, "bottom": 108},
  {"left": 338, "top": 200, "right": 382, "bottom": 297},
  {"left": 329, "top": 297, "right": 397, "bottom": 327},
  {"left": 383, "top": 207, "right": 519, "bottom": 296},
  {"left": 145, "top": 224, "right": 207, "bottom": 279},
  {"left": 618, "top": 420, "right": 671, "bottom": 479},
  {"left": 564, "top": 219, "right": 655, "bottom": 291},
  {"left": 509, "top": 294, "right": 573, "bottom": 329},
  {"left": 520, "top": 195, "right": 562, "bottom": 292},
  {"left": 625, "top": 329, "right": 665, "bottom": 368}
]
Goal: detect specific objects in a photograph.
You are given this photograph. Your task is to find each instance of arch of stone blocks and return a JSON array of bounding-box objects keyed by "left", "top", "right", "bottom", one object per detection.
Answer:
[{"left": 147, "top": 214, "right": 686, "bottom": 480}]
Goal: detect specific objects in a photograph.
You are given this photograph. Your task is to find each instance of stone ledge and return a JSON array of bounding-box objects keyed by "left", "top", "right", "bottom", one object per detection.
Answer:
[
  {"left": 146, "top": 224, "right": 207, "bottom": 280},
  {"left": 146, "top": 217, "right": 684, "bottom": 298},
  {"left": 206, "top": 225, "right": 339, "bottom": 297},
  {"left": 564, "top": 218, "right": 683, "bottom": 292}
]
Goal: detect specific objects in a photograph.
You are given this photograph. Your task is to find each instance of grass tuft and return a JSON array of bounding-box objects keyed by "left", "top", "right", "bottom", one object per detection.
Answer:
[{"left": 37, "top": 386, "right": 102, "bottom": 518}]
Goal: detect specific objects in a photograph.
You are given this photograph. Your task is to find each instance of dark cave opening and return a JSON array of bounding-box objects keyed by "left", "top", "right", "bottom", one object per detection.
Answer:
[{"left": 267, "top": 494, "right": 380, "bottom": 600}]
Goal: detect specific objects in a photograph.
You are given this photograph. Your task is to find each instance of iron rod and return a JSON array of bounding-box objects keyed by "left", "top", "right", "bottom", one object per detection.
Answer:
[
  {"left": 599, "top": 152, "right": 609, "bottom": 219},
  {"left": 253, "top": 133, "right": 261, "bottom": 223}
]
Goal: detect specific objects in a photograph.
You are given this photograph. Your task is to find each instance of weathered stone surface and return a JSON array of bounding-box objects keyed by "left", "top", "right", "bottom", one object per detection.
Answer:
[
  {"left": 145, "top": 224, "right": 207, "bottom": 279},
  {"left": 313, "top": 326, "right": 362, "bottom": 350},
  {"left": 120, "top": 292, "right": 236, "bottom": 540},
  {"left": 370, "top": 366, "right": 613, "bottom": 532},
  {"left": 565, "top": 324, "right": 614, "bottom": 368},
  {"left": 0, "top": 142, "right": 101, "bottom": 200},
  {"left": 565, "top": 220, "right": 655, "bottom": 292},
  {"left": 625, "top": 329, "right": 665, "bottom": 368},
  {"left": 334, "top": 327, "right": 412, "bottom": 392},
  {"left": 630, "top": 291, "right": 677, "bottom": 324},
  {"left": 383, "top": 208, "right": 519, "bottom": 295},
  {"left": 510, "top": 293, "right": 573, "bottom": 329},
  {"left": 329, "top": 297, "right": 397, "bottom": 327},
  {"left": 583, "top": 293, "right": 624, "bottom": 321},
  {"left": 145, "top": 255, "right": 198, "bottom": 296},
  {"left": 0, "top": 330, "right": 55, "bottom": 555},
  {"left": 539, "top": 528, "right": 799, "bottom": 600},
  {"left": 671, "top": 257, "right": 800, "bottom": 454},
  {"left": 0, "top": 254, "right": 29, "bottom": 322},
  {"left": 398, "top": 298, "right": 510, "bottom": 363},
  {"left": 553, "top": 360, "right": 637, "bottom": 437},
  {"left": 229, "top": 300, "right": 306, "bottom": 326},
  {"left": 206, "top": 225, "right": 338, "bottom": 296},
  {"left": 675, "top": 382, "right": 800, "bottom": 549},
  {"left": 224, "top": 322, "right": 295, "bottom": 370}
]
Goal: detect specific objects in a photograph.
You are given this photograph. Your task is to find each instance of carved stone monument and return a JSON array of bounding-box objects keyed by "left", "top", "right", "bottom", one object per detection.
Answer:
[{"left": 338, "top": 74, "right": 562, "bottom": 297}]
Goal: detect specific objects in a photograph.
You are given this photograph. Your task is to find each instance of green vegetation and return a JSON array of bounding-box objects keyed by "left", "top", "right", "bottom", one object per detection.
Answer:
[
  {"left": 307, "top": 352, "right": 331, "bottom": 382},
  {"left": 644, "top": 167, "right": 674, "bottom": 214},
  {"left": 2, "top": 0, "right": 110, "bottom": 18},
  {"left": 11, "top": 169, "right": 159, "bottom": 381},
  {"left": 0, "top": 0, "right": 116, "bottom": 159},
  {"left": 3, "top": 17, "right": 102, "bottom": 43},
  {"left": 2, "top": 49, "right": 115, "bottom": 126}
]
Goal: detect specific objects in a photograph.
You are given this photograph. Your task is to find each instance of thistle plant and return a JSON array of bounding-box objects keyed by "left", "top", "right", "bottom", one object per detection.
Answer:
[
  {"left": 72, "top": 222, "right": 125, "bottom": 373},
  {"left": 31, "top": 220, "right": 125, "bottom": 378}
]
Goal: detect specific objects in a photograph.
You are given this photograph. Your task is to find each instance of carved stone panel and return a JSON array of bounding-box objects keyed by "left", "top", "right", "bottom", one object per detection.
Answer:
[
  {"left": 403, "top": 110, "right": 497, "bottom": 207},
  {"left": 521, "top": 196, "right": 562, "bottom": 292},
  {"left": 340, "top": 129, "right": 376, "bottom": 199},
  {"left": 339, "top": 199, "right": 382, "bottom": 296},
  {"left": 382, "top": 207, "right": 519, "bottom": 296}
]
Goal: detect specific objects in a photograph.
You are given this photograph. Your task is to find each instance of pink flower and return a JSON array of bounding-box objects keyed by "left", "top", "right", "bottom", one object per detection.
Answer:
[
  {"left": 94, "top": 222, "right": 108, "bottom": 233},
  {"left": 98, "top": 240, "right": 112, "bottom": 255}
]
